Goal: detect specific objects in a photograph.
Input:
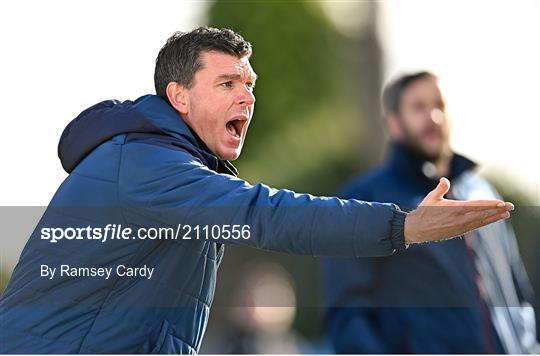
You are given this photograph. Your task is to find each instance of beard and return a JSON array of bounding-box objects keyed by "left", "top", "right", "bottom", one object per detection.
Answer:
[{"left": 397, "top": 119, "right": 449, "bottom": 163}]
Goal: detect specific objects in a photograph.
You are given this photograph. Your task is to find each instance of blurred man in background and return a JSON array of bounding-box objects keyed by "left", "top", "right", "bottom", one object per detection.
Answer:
[{"left": 323, "top": 71, "right": 539, "bottom": 354}]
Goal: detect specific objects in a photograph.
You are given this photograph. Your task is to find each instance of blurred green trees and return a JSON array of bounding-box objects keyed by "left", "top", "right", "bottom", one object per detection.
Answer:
[
  {"left": 208, "top": 0, "right": 383, "bottom": 195},
  {"left": 205, "top": 0, "right": 385, "bottom": 345}
]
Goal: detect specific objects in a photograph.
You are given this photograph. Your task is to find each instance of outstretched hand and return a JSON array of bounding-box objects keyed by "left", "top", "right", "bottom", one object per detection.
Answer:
[{"left": 404, "top": 177, "right": 514, "bottom": 244}]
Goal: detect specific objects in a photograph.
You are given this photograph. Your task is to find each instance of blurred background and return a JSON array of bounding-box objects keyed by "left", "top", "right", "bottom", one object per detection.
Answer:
[{"left": 0, "top": 0, "right": 539, "bottom": 353}]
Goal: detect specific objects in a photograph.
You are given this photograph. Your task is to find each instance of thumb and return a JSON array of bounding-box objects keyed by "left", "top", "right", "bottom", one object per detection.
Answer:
[{"left": 426, "top": 177, "right": 451, "bottom": 201}]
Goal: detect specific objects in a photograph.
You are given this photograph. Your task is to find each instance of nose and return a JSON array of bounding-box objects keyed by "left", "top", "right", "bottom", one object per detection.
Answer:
[
  {"left": 237, "top": 85, "right": 256, "bottom": 106},
  {"left": 430, "top": 108, "right": 445, "bottom": 125}
]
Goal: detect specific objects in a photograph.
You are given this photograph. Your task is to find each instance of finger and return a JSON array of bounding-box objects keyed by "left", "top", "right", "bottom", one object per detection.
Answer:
[
  {"left": 463, "top": 210, "right": 510, "bottom": 233},
  {"left": 439, "top": 199, "right": 508, "bottom": 211},
  {"left": 424, "top": 177, "right": 451, "bottom": 201},
  {"left": 464, "top": 207, "right": 507, "bottom": 221},
  {"left": 461, "top": 208, "right": 510, "bottom": 229},
  {"left": 443, "top": 199, "right": 504, "bottom": 207}
]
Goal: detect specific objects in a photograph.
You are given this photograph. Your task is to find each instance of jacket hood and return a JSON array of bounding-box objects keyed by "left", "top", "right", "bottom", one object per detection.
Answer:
[{"left": 58, "top": 95, "right": 237, "bottom": 175}]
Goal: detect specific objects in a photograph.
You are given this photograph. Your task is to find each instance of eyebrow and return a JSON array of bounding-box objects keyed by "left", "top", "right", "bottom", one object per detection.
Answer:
[{"left": 215, "top": 72, "right": 258, "bottom": 84}]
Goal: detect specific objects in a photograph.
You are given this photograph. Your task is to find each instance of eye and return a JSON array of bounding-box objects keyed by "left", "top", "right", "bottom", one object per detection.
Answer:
[
  {"left": 412, "top": 102, "right": 426, "bottom": 112},
  {"left": 221, "top": 81, "right": 233, "bottom": 89},
  {"left": 246, "top": 82, "right": 255, "bottom": 91}
]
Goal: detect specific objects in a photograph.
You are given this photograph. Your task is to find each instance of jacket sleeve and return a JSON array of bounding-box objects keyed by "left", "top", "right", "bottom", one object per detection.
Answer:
[
  {"left": 504, "top": 221, "right": 536, "bottom": 305},
  {"left": 486, "top": 183, "right": 535, "bottom": 305},
  {"left": 498, "top": 208, "right": 539, "bottom": 349},
  {"left": 120, "top": 147, "right": 407, "bottom": 258}
]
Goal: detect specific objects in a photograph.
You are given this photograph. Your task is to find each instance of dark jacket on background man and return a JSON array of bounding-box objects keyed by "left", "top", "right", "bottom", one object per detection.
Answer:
[
  {"left": 323, "top": 143, "right": 539, "bottom": 354},
  {"left": 0, "top": 95, "right": 407, "bottom": 354}
]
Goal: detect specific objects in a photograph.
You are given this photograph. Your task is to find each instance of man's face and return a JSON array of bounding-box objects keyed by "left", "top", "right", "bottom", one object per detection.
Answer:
[
  {"left": 389, "top": 77, "right": 450, "bottom": 161},
  {"left": 181, "top": 51, "right": 256, "bottom": 161}
]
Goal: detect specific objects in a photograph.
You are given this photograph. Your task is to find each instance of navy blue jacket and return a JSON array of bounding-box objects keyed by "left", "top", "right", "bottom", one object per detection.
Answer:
[
  {"left": 322, "top": 143, "right": 536, "bottom": 354},
  {"left": 0, "top": 95, "right": 407, "bottom": 354}
]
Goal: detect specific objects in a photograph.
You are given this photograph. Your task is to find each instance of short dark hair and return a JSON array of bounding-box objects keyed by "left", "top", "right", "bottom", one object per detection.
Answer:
[
  {"left": 154, "top": 27, "right": 252, "bottom": 102},
  {"left": 382, "top": 71, "right": 437, "bottom": 115}
]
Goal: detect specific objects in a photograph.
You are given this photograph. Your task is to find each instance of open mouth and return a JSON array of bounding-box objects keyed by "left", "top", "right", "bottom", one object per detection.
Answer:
[{"left": 225, "top": 117, "right": 247, "bottom": 139}]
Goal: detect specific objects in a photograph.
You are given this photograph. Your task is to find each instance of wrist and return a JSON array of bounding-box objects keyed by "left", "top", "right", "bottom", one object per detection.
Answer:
[
  {"left": 390, "top": 206, "right": 408, "bottom": 251},
  {"left": 404, "top": 209, "right": 421, "bottom": 244}
]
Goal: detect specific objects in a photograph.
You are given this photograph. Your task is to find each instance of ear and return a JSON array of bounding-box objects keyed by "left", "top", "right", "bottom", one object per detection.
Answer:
[
  {"left": 385, "top": 113, "right": 402, "bottom": 141},
  {"left": 166, "top": 82, "right": 189, "bottom": 116}
]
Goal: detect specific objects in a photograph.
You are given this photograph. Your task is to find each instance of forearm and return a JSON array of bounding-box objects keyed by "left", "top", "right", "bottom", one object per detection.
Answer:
[{"left": 129, "top": 160, "right": 407, "bottom": 257}]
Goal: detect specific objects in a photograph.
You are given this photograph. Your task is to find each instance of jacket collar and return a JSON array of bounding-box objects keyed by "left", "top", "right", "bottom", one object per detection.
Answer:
[
  {"left": 133, "top": 95, "right": 238, "bottom": 176},
  {"left": 386, "top": 142, "right": 476, "bottom": 187},
  {"left": 132, "top": 95, "right": 200, "bottom": 148}
]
